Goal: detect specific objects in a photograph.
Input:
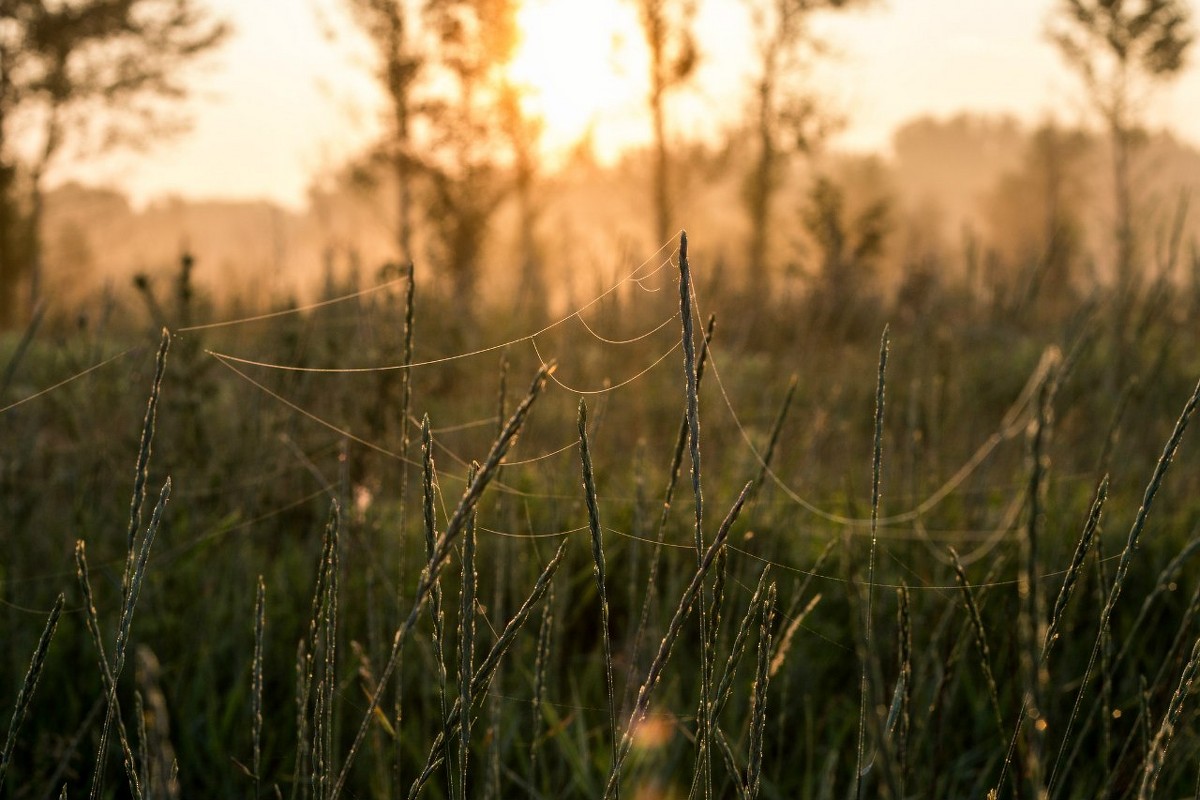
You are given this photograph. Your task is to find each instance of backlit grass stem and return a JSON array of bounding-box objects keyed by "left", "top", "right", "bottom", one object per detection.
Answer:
[
  {"left": 1044, "top": 373, "right": 1200, "bottom": 797},
  {"left": 332, "top": 364, "right": 551, "bottom": 799},
  {"left": 578, "top": 399, "right": 619, "bottom": 796},
  {"left": 855, "top": 326, "right": 889, "bottom": 800},
  {"left": 0, "top": 593, "right": 64, "bottom": 789},
  {"left": 605, "top": 481, "right": 751, "bottom": 800}
]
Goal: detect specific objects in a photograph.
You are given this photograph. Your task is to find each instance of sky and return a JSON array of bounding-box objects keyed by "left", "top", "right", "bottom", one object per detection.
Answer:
[{"left": 61, "top": 0, "right": 1200, "bottom": 211}]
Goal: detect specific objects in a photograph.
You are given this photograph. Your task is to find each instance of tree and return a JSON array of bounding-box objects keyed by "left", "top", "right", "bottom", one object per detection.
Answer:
[
  {"left": 1049, "top": 0, "right": 1193, "bottom": 291},
  {"left": 341, "top": 0, "right": 525, "bottom": 308},
  {"left": 0, "top": 0, "right": 229, "bottom": 327},
  {"left": 632, "top": 0, "right": 697, "bottom": 248},
  {"left": 497, "top": 78, "right": 545, "bottom": 313},
  {"left": 419, "top": 0, "right": 520, "bottom": 308},
  {"left": 741, "top": 0, "right": 868, "bottom": 300},
  {"left": 340, "top": 0, "right": 422, "bottom": 264},
  {"left": 983, "top": 122, "right": 1094, "bottom": 317},
  {"left": 802, "top": 172, "right": 889, "bottom": 333}
]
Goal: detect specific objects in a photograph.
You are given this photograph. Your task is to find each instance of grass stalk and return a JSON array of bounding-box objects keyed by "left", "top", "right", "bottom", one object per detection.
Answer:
[
  {"left": 1138, "top": 636, "right": 1200, "bottom": 799},
  {"left": 74, "top": 542, "right": 142, "bottom": 799},
  {"left": 530, "top": 581, "right": 554, "bottom": 777},
  {"left": 854, "top": 326, "right": 889, "bottom": 800},
  {"left": 950, "top": 546, "right": 1005, "bottom": 740},
  {"left": 90, "top": 478, "right": 170, "bottom": 800},
  {"left": 0, "top": 593, "right": 64, "bottom": 790},
  {"left": 457, "top": 463, "right": 479, "bottom": 800},
  {"left": 124, "top": 329, "right": 169, "bottom": 589},
  {"left": 253, "top": 575, "right": 266, "bottom": 800},
  {"left": 625, "top": 313, "right": 715, "bottom": 711},
  {"left": 1020, "top": 371, "right": 1056, "bottom": 797},
  {"left": 604, "top": 481, "right": 751, "bottom": 799},
  {"left": 749, "top": 373, "right": 799, "bottom": 502},
  {"left": 677, "top": 231, "right": 715, "bottom": 798},
  {"left": 578, "top": 399, "right": 619, "bottom": 796},
  {"left": 420, "top": 415, "right": 452, "bottom": 795},
  {"left": 394, "top": 259, "right": 416, "bottom": 799},
  {"left": 408, "top": 541, "right": 569, "bottom": 799},
  {"left": 896, "top": 584, "right": 912, "bottom": 797},
  {"left": 333, "top": 364, "right": 551, "bottom": 798},
  {"left": 1043, "top": 476, "right": 1107, "bottom": 661},
  {"left": 712, "top": 567, "right": 772, "bottom": 720},
  {"left": 746, "top": 582, "right": 778, "bottom": 800},
  {"left": 1044, "top": 373, "right": 1200, "bottom": 797}
]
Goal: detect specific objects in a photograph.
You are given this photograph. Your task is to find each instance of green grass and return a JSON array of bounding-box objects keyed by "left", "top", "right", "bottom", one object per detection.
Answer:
[{"left": 4, "top": 237, "right": 1200, "bottom": 799}]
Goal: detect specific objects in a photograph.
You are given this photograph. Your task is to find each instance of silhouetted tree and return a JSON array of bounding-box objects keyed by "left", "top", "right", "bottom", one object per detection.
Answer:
[
  {"left": 984, "top": 122, "right": 1094, "bottom": 317},
  {"left": 0, "top": 0, "right": 228, "bottom": 327},
  {"left": 420, "top": 0, "right": 520, "bottom": 308},
  {"left": 498, "top": 80, "right": 545, "bottom": 313},
  {"left": 802, "top": 173, "right": 889, "bottom": 333},
  {"left": 1049, "top": 0, "right": 1193, "bottom": 290},
  {"left": 632, "top": 0, "right": 697, "bottom": 247},
  {"left": 340, "top": 0, "right": 527, "bottom": 308},
  {"left": 341, "top": 0, "right": 422, "bottom": 264},
  {"left": 741, "top": 0, "right": 869, "bottom": 300}
]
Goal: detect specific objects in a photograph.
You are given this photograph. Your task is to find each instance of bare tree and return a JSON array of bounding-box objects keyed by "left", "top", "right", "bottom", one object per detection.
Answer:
[
  {"left": 632, "top": 0, "right": 697, "bottom": 248},
  {"left": 741, "top": 0, "right": 870, "bottom": 300},
  {"left": 1049, "top": 0, "right": 1193, "bottom": 291},
  {"left": 0, "top": 0, "right": 228, "bottom": 327}
]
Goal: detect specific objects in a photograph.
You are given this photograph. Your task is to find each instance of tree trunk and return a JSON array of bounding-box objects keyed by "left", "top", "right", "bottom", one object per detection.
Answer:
[
  {"left": 0, "top": 158, "right": 17, "bottom": 329},
  {"left": 651, "top": 78, "right": 670, "bottom": 249},
  {"left": 747, "top": 75, "right": 775, "bottom": 300},
  {"left": 388, "top": 11, "right": 414, "bottom": 265},
  {"left": 1111, "top": 120, "right": 1135, "bottom": 293}
]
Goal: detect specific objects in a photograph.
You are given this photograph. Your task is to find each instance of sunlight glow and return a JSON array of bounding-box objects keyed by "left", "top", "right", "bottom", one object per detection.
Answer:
[{"left": 508, "top": 0, "right": 650, "bottom": 163}]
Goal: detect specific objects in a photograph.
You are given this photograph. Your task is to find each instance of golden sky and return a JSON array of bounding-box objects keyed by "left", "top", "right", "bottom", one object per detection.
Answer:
[{"left": 62, "top": 0, "right": 1200, "bottom": 209}]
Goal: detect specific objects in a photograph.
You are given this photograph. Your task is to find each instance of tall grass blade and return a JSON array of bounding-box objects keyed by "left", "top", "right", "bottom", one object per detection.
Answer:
[
  {"left": 420, "top": 415, "right": 451, "bottom": 794},
  {"left": 530, "top": 582, "right": 554, "bottom": 777},
  {"left": 253, "top": 576, "right": 266, "bottom": 800},
  {"left": 746, "top": 582, "right": 778, "bottom": 800},
  {"left": 678, "top": 230, "right": 714, "bottom": 797},
  {"left": 75, "top": 542, "right": 141, "bottom": 799},
  {"left": 855, "top": 326, "right": 888, "bottom": 800},
  {"left": 394, "top": 259, "right": 416, "bottom": 798},
  {"left": 126, "top": 329, "right": 169, "bottom": 575},
  {"left": 1044, "top": 373, "right": 1200, "bottom": 797},
  {"left": 457, "top": 462, "right": 479, "bottom": 800},
  {"left": 712, "top": 567, "right": 772, "bottom": 720},
  {"left": 0, "top": 593, "right": 64, "bottom": 789},
  {"left": 578, "top": 399, "right": 619, "bottom": 796},
  {"left": 408, "top": 541, "right": 569, "bottom": 800},
  {"left": 994, "top": 475, "right": 1107, "bottom": 799},
  {"left": 895, "top": 584, "right": 912, "bottom": 797},
  {"left": 333, "top": 364, "right": 551, "bottom": 798},
  {"left": 1138, "top": 636, "right": 1200, "bottom": 799},
  {"left": 1100, "top": 579, "right": 1200, "bottom": 796},
  {"left": 625, "top": 313, "right": 715, "bottom": 710},
  {"left": 91, "top": 478, "right": 170, "bottom": 800},
  {"left": 1043, "top": 476, "right": 1107, "bottom": 661},
  {"left": 950, "top": 546, "right": 1005, "bottom": 740},
  {"left": 605, "top": 481, "right": 751, "bottom": 799},
  {"left": 1019, "top": 371, "right": 1056, "bottom": 797},
  {"left": 749, "top": 374, "right": 799, "bottom": 502}
]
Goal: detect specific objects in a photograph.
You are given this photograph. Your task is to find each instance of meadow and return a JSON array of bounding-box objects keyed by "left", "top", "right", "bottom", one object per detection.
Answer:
[{"left": 3, "top": 231, "right": 1200, "bottom": 800}]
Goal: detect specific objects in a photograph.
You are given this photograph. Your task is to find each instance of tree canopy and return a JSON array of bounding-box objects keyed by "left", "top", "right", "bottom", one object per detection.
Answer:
[{"left": 0, "top": 0, "right": 229, "bottom": 326}]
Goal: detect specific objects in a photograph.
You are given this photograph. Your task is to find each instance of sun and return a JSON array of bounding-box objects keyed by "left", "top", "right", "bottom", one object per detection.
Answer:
[{"left": 507, "top": 0, "right": 650, "bottom": 163}]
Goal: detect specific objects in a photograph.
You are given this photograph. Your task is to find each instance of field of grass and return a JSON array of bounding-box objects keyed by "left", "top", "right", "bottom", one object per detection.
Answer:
[{"left": 4, "top": 233, "right": 1200, "bottom": 799}]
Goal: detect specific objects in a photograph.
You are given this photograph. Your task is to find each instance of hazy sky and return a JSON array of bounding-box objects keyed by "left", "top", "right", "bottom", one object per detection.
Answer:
[{"left": 63, "top": 0, "right": 1200, "bottom": 210}]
